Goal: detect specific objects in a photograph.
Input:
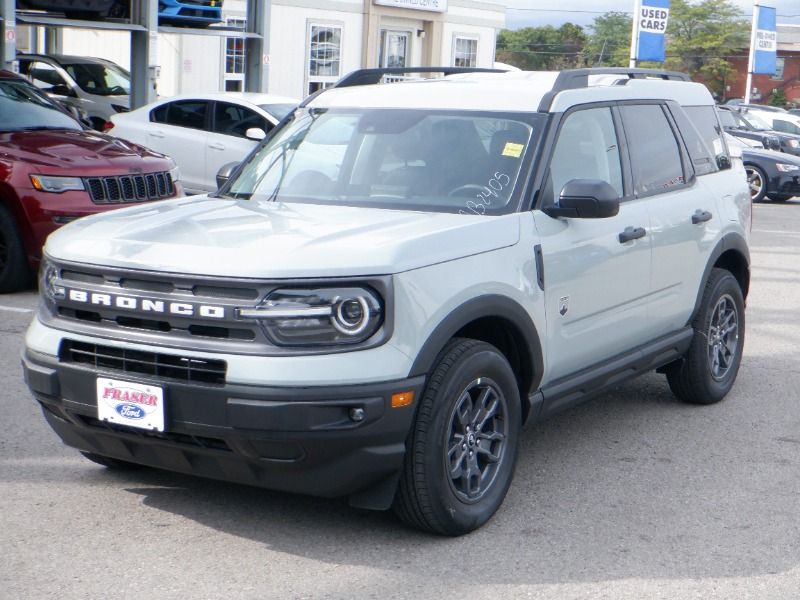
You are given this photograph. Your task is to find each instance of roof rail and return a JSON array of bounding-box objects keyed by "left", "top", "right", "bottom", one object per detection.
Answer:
[
  {"left": 334, "top": 66, "right": 507, "bottom": 89},
  {"left": 538, "top": 67, "right": 691, "bottom": 112}
]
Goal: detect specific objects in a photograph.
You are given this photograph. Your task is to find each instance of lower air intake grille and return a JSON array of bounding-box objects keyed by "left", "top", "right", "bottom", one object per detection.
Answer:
[{"left": 60, "top": 340, "right": 226, "bottom": 385}]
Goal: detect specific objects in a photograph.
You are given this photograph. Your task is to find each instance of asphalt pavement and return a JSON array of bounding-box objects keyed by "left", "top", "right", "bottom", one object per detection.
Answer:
[{"left": 1, "top": 198, "right": 799, "bottom": 599}]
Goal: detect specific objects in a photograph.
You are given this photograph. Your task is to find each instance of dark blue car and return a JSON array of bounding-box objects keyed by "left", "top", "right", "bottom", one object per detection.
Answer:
[{"left": 158, "top": 0, "right": 222, "bottom": 26}]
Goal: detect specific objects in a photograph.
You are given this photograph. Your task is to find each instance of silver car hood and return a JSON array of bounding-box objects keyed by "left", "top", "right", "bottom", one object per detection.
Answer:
[{"left": 45, "top": 197, "right": 520, "bottom": 278}]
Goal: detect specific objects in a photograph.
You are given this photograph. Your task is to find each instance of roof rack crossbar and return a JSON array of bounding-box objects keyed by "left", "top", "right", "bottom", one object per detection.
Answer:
[
  {"left": 334, "top": 67, "right": 507, "bottom": 89},
  {"left": 537, "top": 67, "right": 691, "bottom": 112}
]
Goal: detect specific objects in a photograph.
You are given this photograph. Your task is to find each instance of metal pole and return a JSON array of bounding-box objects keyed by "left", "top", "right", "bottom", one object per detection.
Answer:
[
  {"left": 629, "top": 0, "right": 641, "bottom": 68},
  {"left": 1, "top": 0, "right": 17, "bottom": 71},
  {"left": 130, "top": 0, "right": 159, "bottom": 109},
  {"left": 245, "top": 0, "right": 270, "bottom": 93},
  {"left": 745, "top": 0, "right": 759, "bottom": 104}
]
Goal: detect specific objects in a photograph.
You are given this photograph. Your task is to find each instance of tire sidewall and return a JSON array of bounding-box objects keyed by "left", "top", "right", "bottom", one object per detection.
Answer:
[{"left": 421, "top": 345, "right": 521, "bottom": 534}]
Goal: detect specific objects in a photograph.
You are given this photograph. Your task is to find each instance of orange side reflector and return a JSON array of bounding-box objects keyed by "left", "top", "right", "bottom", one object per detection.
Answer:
[{"left": 391, "top": 391, "right": 415, "bottom": 408}]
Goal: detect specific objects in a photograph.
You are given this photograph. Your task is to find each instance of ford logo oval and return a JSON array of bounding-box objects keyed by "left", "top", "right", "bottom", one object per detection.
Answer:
[{"left": 116, "top": 403, "right": 145, "bottom": 419}]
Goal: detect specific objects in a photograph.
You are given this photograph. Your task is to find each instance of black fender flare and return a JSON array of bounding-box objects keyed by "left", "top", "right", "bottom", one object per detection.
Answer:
[
  {"left": 689, "top": 232, "right": 750, "bottom": 324},
  {"left": 408, "top": 294, "right": 544, "bottom": 396}
]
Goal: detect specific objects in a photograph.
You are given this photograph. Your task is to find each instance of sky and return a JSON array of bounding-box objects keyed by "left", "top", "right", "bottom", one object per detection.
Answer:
[{"left": 494, "top": 0, "right": 800, "bottom": 30}]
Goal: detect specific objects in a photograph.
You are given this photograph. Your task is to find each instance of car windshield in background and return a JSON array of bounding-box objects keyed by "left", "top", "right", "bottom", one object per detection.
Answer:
[
  {"left": 0, "top": 81, "right": 81, "bottom": 132},
  {"left": 259, "top": 103, "right": 296, "bottom": 122},
  {"left": 739, "top": 111, "right": 772, "bottom": 131},
  {"left": 63, "top": 62, "right": 130, "bottom": 96},
  {"left": 226, "top": 108, "right": 542, "bottom": 215}
]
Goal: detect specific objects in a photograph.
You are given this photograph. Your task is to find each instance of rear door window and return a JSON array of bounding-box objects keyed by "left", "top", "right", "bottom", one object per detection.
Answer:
[
  {"left": 620, "top": 104, "right": 686, "bottom": 197},
  {"left": 151, "top": 100, "right": 209, "bottom": 130}
]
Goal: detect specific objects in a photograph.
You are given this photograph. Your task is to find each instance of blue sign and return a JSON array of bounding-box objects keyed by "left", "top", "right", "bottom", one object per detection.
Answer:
[
  {"left": 638, "top": 0, "right": 670, "bottom": 62},
  {"left": 753, "top": 6, "right": 777, "bottom": 75}
]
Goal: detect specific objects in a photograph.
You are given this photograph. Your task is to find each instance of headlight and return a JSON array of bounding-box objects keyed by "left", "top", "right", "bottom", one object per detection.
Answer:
[
  {"left": 169, "top": 164, "right": 181, "bottom": 183},
  {"left": 30, "top": 175, "right": 85, "bottom": 193},
  {"left": 38, "top": 259, "right": 65, "bottom": 309},
  {"left": 111, "top": 104, "right": 129, "bottom": 113},
  {"left": 787, "top": 139, "right": 800, "bottom": 148},
  {"left": 776, "top": 163, "right": 800, "bottom": 172},
  {"left": 238, "top": 287, "right": 383, "bottom": 346}
]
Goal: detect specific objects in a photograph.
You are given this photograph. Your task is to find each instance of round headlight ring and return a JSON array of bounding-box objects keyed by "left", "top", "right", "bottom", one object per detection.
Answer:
[{"left": 331, "top": 296, "right": 371, "bottom": 336}]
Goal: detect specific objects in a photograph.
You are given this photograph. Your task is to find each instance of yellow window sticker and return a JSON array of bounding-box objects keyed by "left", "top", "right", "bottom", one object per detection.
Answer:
[{"left": 502, "top": 142, "right": 524, "bottom": 158}]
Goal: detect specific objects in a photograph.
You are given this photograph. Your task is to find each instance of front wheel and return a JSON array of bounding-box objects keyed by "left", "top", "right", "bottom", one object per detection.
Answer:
[
  {"left": 666, "top": 269, "right": 745, "bottom": 404},
  {"left": 393, "top": 339, "right": 521, "bottom": 536},
  {"left": 745, "top": 165, "right": 767, "bottom": 202}
]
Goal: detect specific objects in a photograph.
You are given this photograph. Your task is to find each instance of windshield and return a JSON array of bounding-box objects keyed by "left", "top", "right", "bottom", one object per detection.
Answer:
[
  {"left": 259, "top": 103, "right": 296, "bottom": 122},
  {"left": 739, "top": 111, "right": 772, "bottom": 131},
  {"left": 718, "top": 110, "right": 738, "bottom": 129},
  {"left": 225, "top": 108, "right": 542, "bottom": 215},
  {"left": 0, "top": 80, "right": 81, "bottom": 132},
  {"left": 63, "top": 62, "right": 130, "bottom": 96}
]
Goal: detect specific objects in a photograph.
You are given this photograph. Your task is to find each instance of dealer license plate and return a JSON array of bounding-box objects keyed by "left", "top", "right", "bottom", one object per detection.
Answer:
[{"left": 96, "top": 378, "right": 165, "bottom": 432}]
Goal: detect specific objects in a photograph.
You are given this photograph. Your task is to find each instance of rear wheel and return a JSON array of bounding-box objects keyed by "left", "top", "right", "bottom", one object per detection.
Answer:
[
  {"left": 0, "top": 206, "right": 31, "bottom": 293},
  {"left": 745, "top": 165, "right": 767, "bottom": 202},
  {"left": 393, "top": 339, "right": 521, "bottom": 536},
  {"left": 80, "top": 451, "right": 142, "bottom": 470},
  {"left": 666, "top": 269, "right": 745, "bottom": 404}
]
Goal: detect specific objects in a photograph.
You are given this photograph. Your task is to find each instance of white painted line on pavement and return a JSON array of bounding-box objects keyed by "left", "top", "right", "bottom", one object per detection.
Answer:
[{"left": 0, "top": 304, "right": 33, "bottom": 314}]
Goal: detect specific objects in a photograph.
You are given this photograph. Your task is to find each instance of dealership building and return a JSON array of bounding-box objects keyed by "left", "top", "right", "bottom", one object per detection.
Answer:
[{"left": 16, "top": 0, "right": 506, "bottom": 100}]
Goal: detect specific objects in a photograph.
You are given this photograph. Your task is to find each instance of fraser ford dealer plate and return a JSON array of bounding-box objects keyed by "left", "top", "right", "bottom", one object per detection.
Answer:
[{"left": 96, "top": 378, "right": 165, "bottom": 432}]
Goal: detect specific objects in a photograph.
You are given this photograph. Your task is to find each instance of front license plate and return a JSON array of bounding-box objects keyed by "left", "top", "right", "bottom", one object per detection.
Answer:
[{"left": 96, "top": 378, "right": 165, "bottom": 432}]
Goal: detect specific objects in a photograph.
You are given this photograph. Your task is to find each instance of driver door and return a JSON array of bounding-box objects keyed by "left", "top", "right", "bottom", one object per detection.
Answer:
[{"left": 533, "top": 105, "right": 652, "bottom": 382}]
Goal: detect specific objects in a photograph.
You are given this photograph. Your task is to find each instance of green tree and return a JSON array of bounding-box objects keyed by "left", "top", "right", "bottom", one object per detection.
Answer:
[
  {"left": 496, "top": 24, "right": 588, "bottom": 70},
  {"left": 770, "top": 88, "right": 787, "bottom": 107},
  {"left": 586, "top": 12, "right": 632, "bottom": 67},
  {"left": 664, "top": 0, "right": 749, "bottom": 97}
]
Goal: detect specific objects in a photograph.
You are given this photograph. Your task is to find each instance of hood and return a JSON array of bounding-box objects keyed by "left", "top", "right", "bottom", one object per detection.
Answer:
[
  {"left": 742, "top": 146, "right": 800, "bottom": 163},
  {"left": 0, "top": 128, "right": 166, "bottom": 170},
  {"left": 45, "top": 198, "right": 520, "bottom": 278}
]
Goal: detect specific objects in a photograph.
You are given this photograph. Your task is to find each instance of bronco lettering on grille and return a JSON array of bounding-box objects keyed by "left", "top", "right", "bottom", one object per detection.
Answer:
[{"left": 66, "top": 288, "right": 225, "bottom": 319}]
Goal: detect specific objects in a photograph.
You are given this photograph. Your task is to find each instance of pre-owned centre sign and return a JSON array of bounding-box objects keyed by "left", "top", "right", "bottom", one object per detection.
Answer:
[{"left": 374, "top": 0, "right": 448, "bottom": 13}]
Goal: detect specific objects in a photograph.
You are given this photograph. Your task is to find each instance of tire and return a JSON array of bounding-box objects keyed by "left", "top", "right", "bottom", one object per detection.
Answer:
[
  {"left": 666, "top": 269, "right": 745, "bottom": 405},
  {"left": 393, "top": 339, "right": 521, "bottom": 536},
  {"left": 80, "top": 451, "right": 142, "bottom": 470},
  {"left": 0, "top": 205, "right": 31, "bottom": 293},
  {"left": 745, "top": 165, "right": 767, "bottom": 202},
  {"left": 767, "top": 194, "right": 791, "bottom": 202}
]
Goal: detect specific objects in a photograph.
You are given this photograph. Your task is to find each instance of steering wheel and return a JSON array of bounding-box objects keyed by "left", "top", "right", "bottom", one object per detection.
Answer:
[{"left": 447, "top": 183, "right": 487, "bottom": 197}]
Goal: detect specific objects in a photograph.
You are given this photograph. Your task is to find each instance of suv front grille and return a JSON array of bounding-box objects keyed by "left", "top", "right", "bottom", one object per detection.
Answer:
[
  {"left": 60, "top": 340, "right": 227, "bottom": 385},
  {"left": 84, "top": 172, "right": 174, "bottom": 205}
]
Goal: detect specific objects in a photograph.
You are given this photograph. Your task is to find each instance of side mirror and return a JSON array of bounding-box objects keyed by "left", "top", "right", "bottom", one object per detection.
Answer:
[
  {"left": 245, "top": 127, "right": 266, "bottom": 141},
  {"left": 716, "top": 154, "right": 732, "bottom": 170},
  {"left": 50, "top": 84, "right": 75, "bottom": 97},
  {"left": 216, "top": 161, "right": 240, "bottom": 190},
  {"left": 543, "top": 179, "right": 620, "bottom": 219}
]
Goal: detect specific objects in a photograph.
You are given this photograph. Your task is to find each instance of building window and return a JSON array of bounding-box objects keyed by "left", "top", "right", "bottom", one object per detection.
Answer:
[
  {"left": 308, "top": 24, "right": 342, "bottom": 96},
  {"left": 453, "top": 37, "right": 478, "bottom": 68},
  {"left": 224, "top": 18, "right": 247, "bottom": 92},
  {"left": 379, "top": 30, "right": 410, "bottom": 68},
  {"left": 772, "top": 57, "right": 785, "bottom": 81}
]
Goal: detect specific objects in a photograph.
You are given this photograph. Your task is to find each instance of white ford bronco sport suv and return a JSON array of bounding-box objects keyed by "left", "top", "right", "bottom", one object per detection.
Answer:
[{"left": 23, "top": 67, "right": 751, "bottom": 535}]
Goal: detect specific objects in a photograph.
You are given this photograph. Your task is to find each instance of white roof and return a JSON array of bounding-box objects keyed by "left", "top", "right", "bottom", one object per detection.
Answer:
[
  {"left": 156, "top": 91, "right": 299, "bottom": 106},
  {"left": 309, "top": 70, "right": 715, "bottom": 113}
]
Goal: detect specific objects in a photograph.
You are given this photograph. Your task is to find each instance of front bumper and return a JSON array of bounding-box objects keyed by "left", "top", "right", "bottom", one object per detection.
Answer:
[
  {"left": 771, "top": 173, "right": 800, "bottom": 198},
  {"left": 23, "top": 349, "right": 424, "bottom": 507}
]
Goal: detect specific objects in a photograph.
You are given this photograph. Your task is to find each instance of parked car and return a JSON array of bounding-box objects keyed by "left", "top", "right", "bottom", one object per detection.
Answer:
[
  {"left": 16, "top": 0, "right": 122, "bottom": 19},
  {"left": 726, "top": 134, "right": 800, "bottom": 202},
  {"left": 108, "top": 92, "right": 298, "bottom": 194},
  {"left": 17, "top": 54, "right": 130, "bottom": 130},
  {"left": 158, "top": 0, "right": 223, "bottom": 27},
  {"left": 0, "top": 70, "right": 181, "bottom": 292},
  {"left": 745, "top": 107, "right": 800, "bottom": 137},
  {"left": 717, "top": 105, "right": 800, "bottom": 155},
  {"left": 23, "top": 67, "right": 750, "bottom": 535}
]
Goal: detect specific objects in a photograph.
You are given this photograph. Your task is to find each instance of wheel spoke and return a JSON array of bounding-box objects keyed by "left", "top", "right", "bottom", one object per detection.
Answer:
[{"left": 476, "top": 441, "right": 502, "bottom": 462}]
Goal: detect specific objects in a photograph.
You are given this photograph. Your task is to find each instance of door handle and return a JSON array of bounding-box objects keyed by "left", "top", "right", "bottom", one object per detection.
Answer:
[
  {"left": 692, "top": 209, "right": 713, "bottom": 224},
  {"left": 209, "top": 143, "right": 225, "bottom": 151},
  {"left": 149, "top": 130, "right": 165, "bottom": 139},
  {"left": 618, "top": 226, "right": 646, "bottom": 243}
]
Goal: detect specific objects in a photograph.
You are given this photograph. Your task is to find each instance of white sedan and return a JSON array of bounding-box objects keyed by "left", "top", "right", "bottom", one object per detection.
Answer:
[{"left": 108, "top": 92, "right": 298, "bottom": 194}]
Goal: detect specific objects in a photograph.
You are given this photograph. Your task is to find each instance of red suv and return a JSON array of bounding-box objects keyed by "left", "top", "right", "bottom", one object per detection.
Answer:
[{"left": 0, "top": 70, "right": 182, "bottom": 292}]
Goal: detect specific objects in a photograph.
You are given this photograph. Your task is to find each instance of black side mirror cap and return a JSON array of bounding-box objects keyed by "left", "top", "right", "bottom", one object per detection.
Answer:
[
  {"left": 543, "top": 179, "right": 620, "bottom": 219},
  {"left": 716, "top": 154, "right": 732, "bottom": 170},
  {"left": 216, "top": 161, "right": 240, "bottom": 190}
]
